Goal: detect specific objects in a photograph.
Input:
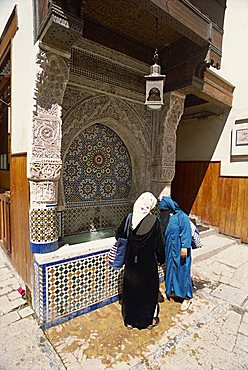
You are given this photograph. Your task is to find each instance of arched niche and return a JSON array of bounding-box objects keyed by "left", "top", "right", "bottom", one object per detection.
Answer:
[{"left": 59, "top": 94, "right": 152, "bottom": 235}]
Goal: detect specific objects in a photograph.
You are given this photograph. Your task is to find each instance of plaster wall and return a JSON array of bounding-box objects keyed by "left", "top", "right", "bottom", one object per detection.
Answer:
[
  {"left": 177, "top": 0, "right": 248, "bottom": 177},
  {"left": 1, "top": 1, "right": 36, "bottom": 154},
  {"left": 176, "top": 113, "right": 228, "bottom": 162},
  {"left": 213, "top": 0, "right": 248, "bottom": 176}
]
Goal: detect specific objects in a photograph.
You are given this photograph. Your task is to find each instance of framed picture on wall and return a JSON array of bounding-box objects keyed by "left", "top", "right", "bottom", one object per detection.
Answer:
[{"left": 231, "top": 120, "right": 248, "bottom": 156}]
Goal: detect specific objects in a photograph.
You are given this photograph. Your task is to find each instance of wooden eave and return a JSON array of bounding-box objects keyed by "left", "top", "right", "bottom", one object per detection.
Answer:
[
  {"left": 202, "top": 69, "right": 234, "bottom": 108},
  {"left": 133, "top": 0, "right": 223, "bottom": 68},
  {"left": 0, "top": 5, "right": 18, "bottom": 66}
]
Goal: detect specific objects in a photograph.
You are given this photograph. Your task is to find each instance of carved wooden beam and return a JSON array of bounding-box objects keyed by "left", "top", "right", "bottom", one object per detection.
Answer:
[{"left": 36, "top": 3, "right": 84, "bottom": 52}]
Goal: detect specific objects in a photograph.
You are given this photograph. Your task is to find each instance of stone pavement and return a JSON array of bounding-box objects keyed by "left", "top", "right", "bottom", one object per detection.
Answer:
[
  {"left": 45, "top": 231, "right": 248, "bottom": 370},
  {"left": 0, "top": 248, "right": 65, "bottom": 370},
  {"left": 2, "top": 230, "right": 248, "bottom": 369}
]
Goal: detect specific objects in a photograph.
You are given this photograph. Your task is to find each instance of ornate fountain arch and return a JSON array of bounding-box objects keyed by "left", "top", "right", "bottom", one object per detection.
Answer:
[{"left": 60, "top": 93, "right": 152, "bottom": 208}]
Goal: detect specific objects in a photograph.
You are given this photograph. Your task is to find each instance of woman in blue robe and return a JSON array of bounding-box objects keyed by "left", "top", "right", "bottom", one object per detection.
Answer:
[{"left": 159, "top": 196, "right": 193, "bottom": 311}]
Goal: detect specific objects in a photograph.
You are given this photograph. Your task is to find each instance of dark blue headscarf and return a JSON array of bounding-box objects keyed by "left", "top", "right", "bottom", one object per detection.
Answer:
[{"left": 159, "top": 196, "right": 180, "bottom": 213}]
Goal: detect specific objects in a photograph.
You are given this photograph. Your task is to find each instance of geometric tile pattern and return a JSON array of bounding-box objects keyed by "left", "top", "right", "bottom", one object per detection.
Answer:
[
  {"left": 33, "top": 246, "right": 165, "bottom": 328},
  {"left": 45, "top": 252, "right": 119, "bottom": 322},
  {"left": 63, "top": 123, "right": 132, "bottom": 207},
  {"left": 30, "top": 207, "right": 58, "bottom": 243},
  {"left": 63, "top": 202, "right": 132, "bottom": 235}
]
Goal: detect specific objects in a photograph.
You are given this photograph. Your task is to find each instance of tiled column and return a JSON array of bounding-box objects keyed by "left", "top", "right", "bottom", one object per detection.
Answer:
[
  {"left": 28, "top": 49, "right": 69, "bottom": 253},
  {"left": 151, "top": 91, "right": 185, "bottom": 198}
]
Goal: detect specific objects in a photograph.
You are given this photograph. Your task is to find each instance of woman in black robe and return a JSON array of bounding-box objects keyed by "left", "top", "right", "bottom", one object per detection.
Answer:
[{"left": 116, "top": 192, "right": 165, "bottom": 330}]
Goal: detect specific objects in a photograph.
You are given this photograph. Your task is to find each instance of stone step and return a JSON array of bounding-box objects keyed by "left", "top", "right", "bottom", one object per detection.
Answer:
[
  {"left": 193, "top": 234, "right": 239, "bottom": 263},
  {"left": 199, "top": 227, "right": 217, "bottom": 239}
]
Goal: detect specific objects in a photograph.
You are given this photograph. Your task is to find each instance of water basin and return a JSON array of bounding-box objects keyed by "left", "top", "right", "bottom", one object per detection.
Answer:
[{"left": 63, "top": 228, "right": 115, "bottom": 245}]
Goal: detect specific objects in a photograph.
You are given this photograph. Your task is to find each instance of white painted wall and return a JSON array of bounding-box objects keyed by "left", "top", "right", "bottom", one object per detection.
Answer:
[
  {"left": 0, "top": 1, "right": 36, "bottom": 154},
  {"left": 213, "top": 0, "right": 248, "bottom": 176},
  {"left": 177, "top": 0, "right": 248, "bottom": 177}
]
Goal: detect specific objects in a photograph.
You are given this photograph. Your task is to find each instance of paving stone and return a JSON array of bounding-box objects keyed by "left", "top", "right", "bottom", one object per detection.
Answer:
[
  {"left": 238, "top": 322, "right": 248, "bottom": 336},
  {"left": 211, "top": 283, "right": 248, "bottom": 307},
  {"left": 18, "top": 306, "right": 34, "bottom": 318},
  {"left": 243, "top": 312, "right": 248, "bottom": 324},
  {"left": 8, "top": 290, "right": 21, "bottom": 301},
  {"left": 0, "top": 295, "right": 10, "bottom": 314},
  {"left": 212, "top": 244, "right": 248, "bottom": 268},
  {"left": 0, "top": 267, "right": 10, "bottom": 275},
  {"left": 0, "top": 272, "right": 14, "bottom": 282},
  {"left": 0, "top": 310, "right": 20, "bottom": 327},
  {"left": 216, "top": 333, "right": 236, "bottom": 352},
  {"left": 222, "top": 311, "right": 242, "bottom": 335},
  {"left": 0, "top": 277, "right": 18, "bottom": 288},
  {"left": 2, "top": 297, "right": 26, "bottom": 314},
  {"left": 0, "top": 285, "right": 13, "bottom": 296},
  {"left": 236, "top": 334, "right": 248, "bottom": 353}
]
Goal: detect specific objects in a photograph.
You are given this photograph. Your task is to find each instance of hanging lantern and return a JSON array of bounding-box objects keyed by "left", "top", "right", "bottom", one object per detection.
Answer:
[{"left": 145, "top": 49, "right": 166, "bottom": 110}]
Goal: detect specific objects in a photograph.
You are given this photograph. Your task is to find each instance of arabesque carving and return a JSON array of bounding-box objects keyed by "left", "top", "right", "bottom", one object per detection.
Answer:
[
  {"left": 62, "top": 93, "right": 151, "bottom": 154},
  {"left": 151, "top": 91, "right": 185, "bottom": 196},
  {"left": 29, "top": 161, "right": 62, "bottom": 181},
  {"left": 29, "top": 49, "right": 69, "bottom": 212},
  {"left": 35, "top": 50, "right": 69, "bottom": 115},
  {"left": 30, "top": 181, "right": 58, "bottom": 205}
]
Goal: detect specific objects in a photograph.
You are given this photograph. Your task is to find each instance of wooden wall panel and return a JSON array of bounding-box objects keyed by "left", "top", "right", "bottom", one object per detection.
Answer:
[
  {"left": 172, "top": 161, "right": 248, "bottom": 244},
  {"left": 0, "top": 170, "right": 10, "bottom": 190},
  {"left": 10, "top": 154, "right": 31, "bottom": 286}
]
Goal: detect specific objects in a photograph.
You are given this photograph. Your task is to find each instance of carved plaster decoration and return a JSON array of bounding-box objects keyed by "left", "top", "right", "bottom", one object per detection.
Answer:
[
  {"left": 30, "top": 181, "right": 58, "bottom": 206},
  {"left": 29, "top": 49, "right": 69, "bottom": 186},
  {"left": 73, "top": 38, "right": 148, "bottom": 74},
  {"left": 29, "top": 161, "right": 62, "bottom": 181},
  {"left": 161, "top": 92, "right": 185, "bottom": 180},
  {"left": 70, "top": 48, "right": 145, "bottom": 94},
  {"left": 151, "top": 92, "right": 185, "bottom": 197},
  {"left": 31, "top": 116, "right": 61, "bottom": 159},
  {"left": 35, "top": 50, "right": 69, "bottom": 115},
  {"left": 62, "top": 87, "right": 96, "bottom": 119},
  {"left": 62, "top": 94, "right": 151, "bottom": 153}
]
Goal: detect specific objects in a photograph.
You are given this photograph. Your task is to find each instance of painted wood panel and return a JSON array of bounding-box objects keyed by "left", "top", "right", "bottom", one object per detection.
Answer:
[
  {"left": 10, "top": 154, "right": 31, "bottom": 286},
  {"left": 172, "top": 161, "right": 248, "bottom": 243}
]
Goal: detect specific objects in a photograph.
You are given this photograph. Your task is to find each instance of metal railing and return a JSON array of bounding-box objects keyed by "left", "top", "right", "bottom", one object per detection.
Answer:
[{"left": 0, "top": 191, "right": 11, "bottom": 253}]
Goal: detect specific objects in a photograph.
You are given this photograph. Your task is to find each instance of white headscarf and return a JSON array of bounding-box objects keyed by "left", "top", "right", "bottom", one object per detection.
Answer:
[{"left": 131, "top": 192, "right": 157, "bottom": 230}]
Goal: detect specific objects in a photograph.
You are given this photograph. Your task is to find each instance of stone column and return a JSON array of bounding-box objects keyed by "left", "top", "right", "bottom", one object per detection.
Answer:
[
  {"left": 151, "top": 91, "right": 185, "bottom": 198},
  {"left": 28, "top": 49, "right": 69, "bottom": 253}
]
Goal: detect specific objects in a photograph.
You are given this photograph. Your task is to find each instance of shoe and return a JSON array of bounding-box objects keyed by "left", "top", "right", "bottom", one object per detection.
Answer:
[
  {"left": 148, "top": 317, "right": 160, "bottom": 330},
  {"left": 180, "top": 299, "right": 192, "bottom": 312},
  {"left": 126, "top": 324, "right": 133, "bottom": 330}
]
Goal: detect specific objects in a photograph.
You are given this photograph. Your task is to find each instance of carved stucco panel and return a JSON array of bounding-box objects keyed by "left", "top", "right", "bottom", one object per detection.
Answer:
[
  {"left": 151, "top": 92, "right": 185, "bottom": 189},
  {"left": 35, "top": 50, "right": 69, "bottom": 116},
  {"left": 29, "top": 49, "right": 69, "bottom": 187},
  {"left": 62, "top": 94, "right": 151, "bottom": 153},
  {"left": 31, "top": 116, "right": 62, "bottom": 160},
  {"left": 160, "top": 93, "right": 185, "bottom": 179},
  {"left": 30, "top": 181, "right": 58, "bottom": 206},
  {"left": 29, "top": 161, "right": 62, "bottom": 181}
]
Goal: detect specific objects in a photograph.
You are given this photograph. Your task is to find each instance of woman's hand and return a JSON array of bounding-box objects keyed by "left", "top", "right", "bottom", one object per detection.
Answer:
[{"left": 180, "top": 248, "right": 187, "bottom": 258}]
